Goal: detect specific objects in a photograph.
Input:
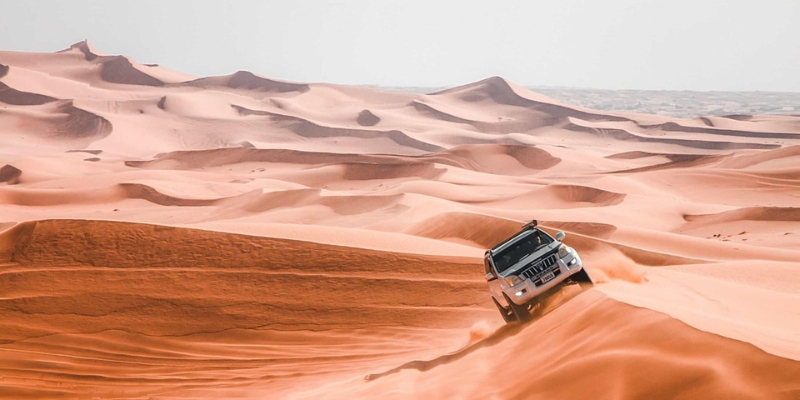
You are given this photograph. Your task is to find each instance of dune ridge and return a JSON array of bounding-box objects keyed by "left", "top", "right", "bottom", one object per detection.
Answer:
[
  {"left": 0, "top": 165, "right": 22, "bottom": 184},
  {"left": 648, "top": 121, "right": 800, "bottom": 140},
  {"left": 0, "top": 100, "right": 113, "bottom": 145},
  {"left": 0, "top": 81, "right": 58, "bottom": 105},
  {"left": 565, "top": 121, "right": 780, "bottom": 151},
  {"left": 125, "top": 144, "right": 561, "bottom": 176},
  {"left": 685, "top": 206, "right": 800, "bottom": 224},
  {"left": 99, "top": 56, "right": 165, "bottom": 87},
  {"left": 232, "top": 104, "right": 443, "bottom": 153},
  {"left": 356, "top": 109, "right": 380, "bottom": 126},
  {"left": 409, "top": 99, "right": 477, "bottom": 124},
  {"left": 59, "top": 39, "right": 103, "bottom": 61},
  {"left": 185, "top": 70, "right": 310, "bottom": 93},
  {"left": 433, "top": 76, "right": 631, "bottom": 122}
]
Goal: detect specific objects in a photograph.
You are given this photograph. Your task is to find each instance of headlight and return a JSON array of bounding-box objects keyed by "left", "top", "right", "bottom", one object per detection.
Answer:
[
  {"left": 505, "top": 275, "right": 523, "bottom": 286},
  {"left": 558, "top": 244, "right": 573, "bottom": 258}
]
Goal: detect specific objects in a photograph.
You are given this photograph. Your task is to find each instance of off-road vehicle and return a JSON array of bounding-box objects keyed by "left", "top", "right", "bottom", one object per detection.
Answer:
[{"left": 484, "top": 220, "right": 592, "bottom": 323}]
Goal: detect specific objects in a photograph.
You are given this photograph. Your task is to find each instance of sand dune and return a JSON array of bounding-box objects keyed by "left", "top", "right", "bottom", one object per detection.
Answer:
[
  {"left": 648, "top": 120, "right": 800, "bottom": 140},
  {"left": 231, "top": 104, "right": 444, "bottom": 153},
  {"left": 354, "top": 291, "right": 799, "bottom": 400},
  {"left": 119, "top": 182, "right": 227, "bottom": 207},
  {"left": 356, "top": 109, "right": 380, "bottom": 126},
  {"left": 565, "top": 120, "right": 780, "bottom": 151},
  {"left": 59, "top": 39, "right": 105, "bottom": 61},
  {"left": 0, "top": 80, "right": 58, "bottom": 105},
  {"left": 429, "top": 144, "right": 562, "bottom": 173},
  {"left": 0, "top": 164, "right": 22, "bottom": 184},
  {"left": 433, "top": 76, "right": 630, "bottom": 122},
  {"left": 0, "top": 43, "right": 799, "bottom": 399},
  {"left": 185, "top": 70, "right": 310, "bottom": 93},
  {"left": 0, "top": 71, "right": 112, "bottom": 146},
  {"left": 0, "top": 100, "right": 113, "bottom": 147},
  {"left": 480, "top": 184, "right": 626, "bottom": 210},
  {"left": 409, "top": 99, "right": 478, "bottom": 124},
  {"left": 66, "top": 40, "right": 193, "bottom": 86},
  {"left": 718, "top": 145, "right": 800, "bottom": 169},
  {"left": 2, "top": 221, "right": 798, "bottom": 399},
  {"left": 341, "top": 162, "right": 444, "bottom": 181},
  {"left": 98, "top": 56, "right": 166, "bottom": 86},
  {"left": 124, "top": 144, "right": 559, "bottom": 179},
  {"left": 685, "top": 206, "right": 800, "bottom": 224}
]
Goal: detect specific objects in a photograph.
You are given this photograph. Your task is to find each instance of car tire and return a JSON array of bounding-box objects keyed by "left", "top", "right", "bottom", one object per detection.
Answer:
[
  {"left": 528, "top": 297, "right": 543, "bottom": 318},
  {"left": 493, "top": 297, "right": 517, "bottom": 323},
  {"left": 503, "top": 293, "right": 531, "bottom": 323},
  {"left": 571, "top": 267, "right": 594, "bottom": 289}
]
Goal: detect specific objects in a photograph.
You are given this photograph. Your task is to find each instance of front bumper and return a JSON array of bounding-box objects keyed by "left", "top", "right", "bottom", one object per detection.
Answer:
[{"left": 503, "top": 252, "right": 584, "bottom": 306}]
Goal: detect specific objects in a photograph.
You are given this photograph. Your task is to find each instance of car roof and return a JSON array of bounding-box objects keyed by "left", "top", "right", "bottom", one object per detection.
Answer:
[{"left": 489, "top": 228, "right": 538, "bottom": 254}]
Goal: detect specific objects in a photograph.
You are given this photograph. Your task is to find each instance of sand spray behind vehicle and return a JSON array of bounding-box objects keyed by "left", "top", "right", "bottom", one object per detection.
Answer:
[{"left": 582, "top": 245, "right": 648, "bottom": 284}]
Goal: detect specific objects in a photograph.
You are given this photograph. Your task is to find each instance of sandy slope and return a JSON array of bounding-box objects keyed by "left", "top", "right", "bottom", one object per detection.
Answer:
[{"left": 0, "top": 42, "right": 799, "bottom": 399}]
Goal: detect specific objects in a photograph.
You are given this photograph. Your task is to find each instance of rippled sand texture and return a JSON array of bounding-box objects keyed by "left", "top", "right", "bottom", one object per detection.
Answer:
[{"left": 1, "top": 42, "right": 799, "bottom": 399}]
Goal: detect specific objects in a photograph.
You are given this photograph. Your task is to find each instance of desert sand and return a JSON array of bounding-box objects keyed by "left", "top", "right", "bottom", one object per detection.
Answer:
[{"left": 0, "top": 41, "right": 799, "bottom": 399}]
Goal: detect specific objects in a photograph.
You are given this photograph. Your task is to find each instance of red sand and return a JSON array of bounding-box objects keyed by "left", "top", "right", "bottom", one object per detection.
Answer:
[{"left": 0, "top": 42, "right": 799, "bottom": 399}]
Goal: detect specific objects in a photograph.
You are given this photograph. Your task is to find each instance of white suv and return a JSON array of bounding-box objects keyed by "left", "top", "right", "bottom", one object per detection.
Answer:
[{"left": 484, "top": 220, "right": 593, "bottom": 323}]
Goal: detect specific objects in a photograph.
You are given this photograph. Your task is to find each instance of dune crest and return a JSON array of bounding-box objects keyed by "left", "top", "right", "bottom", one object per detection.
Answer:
[
  {"left": 685, "top": 207, "right": 800, "bottom": 224},
  {"left": 60, "top": 39, "right": 105, "bottom": 61},
  {"left": 99, "top": 55, "right": 165, "bottom": 86},
  {"left": 432, "top": 76, "right": 541, "bottom": 107},
  {"left": 0, "top": 81, "right": 57, "bottom": 105},
  {"left": 186, "top": 70, "right": 310, "bottom": 93},
  {"left": 0, "top": 165, "right": 22, "bottom": 184},
  {"left": 119, "top": 183, "right": 225, "bottom": 206},
  {"left": 434, "top": 76, "right": 631, "bottom": 124},
  {"left": 0, "top": 99, "right": 112, "bottom": 146},
  {"left": 357, "top": 109, "right": 380, "bottom": 126}
]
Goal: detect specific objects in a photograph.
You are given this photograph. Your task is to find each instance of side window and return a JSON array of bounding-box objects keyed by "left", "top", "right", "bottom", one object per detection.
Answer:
[{"left": 484, "top": 256, "right": 494, "bottom": 276}]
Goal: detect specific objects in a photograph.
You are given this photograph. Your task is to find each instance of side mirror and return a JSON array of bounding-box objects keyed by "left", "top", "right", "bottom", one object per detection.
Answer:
[
  {"left": 485, "top": 272, "right": 496, "bottom": 281},
  {"left": 556, "top": 231, "right": 566, "bottom": 241}
]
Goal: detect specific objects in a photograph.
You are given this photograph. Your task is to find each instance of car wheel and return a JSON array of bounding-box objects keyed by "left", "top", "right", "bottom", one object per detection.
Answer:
[
  {"left": 528, "top": 297, "right": 543, "bottom": 318},
  {"left": 503, "top": 293, "right": 531, "bottom": 323},
  {"left": 571, "top": 267, "right": 594, "bottom": 290},
  {"left": 492, "top": 297, "right": 517, "bottom": 323}
]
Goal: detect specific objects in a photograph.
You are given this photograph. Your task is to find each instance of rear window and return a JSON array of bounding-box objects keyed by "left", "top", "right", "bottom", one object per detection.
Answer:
[{"left": 492, "top": 230, "right": 553, "bottom": 274}]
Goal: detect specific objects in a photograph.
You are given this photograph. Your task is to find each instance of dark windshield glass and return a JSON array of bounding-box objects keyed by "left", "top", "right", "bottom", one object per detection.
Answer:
[{"left": 492, "top": 230, "right": 553, "bottom": 274}]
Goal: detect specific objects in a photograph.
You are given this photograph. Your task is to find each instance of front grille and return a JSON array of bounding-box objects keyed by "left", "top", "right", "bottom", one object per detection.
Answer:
[{"left": 520, "top": 253, "right": 559, "bottom": 281}]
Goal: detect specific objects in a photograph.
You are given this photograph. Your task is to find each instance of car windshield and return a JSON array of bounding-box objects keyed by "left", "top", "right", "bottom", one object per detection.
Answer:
[{"left": 492, "top": 230, "right": 553, "bottom": 274}]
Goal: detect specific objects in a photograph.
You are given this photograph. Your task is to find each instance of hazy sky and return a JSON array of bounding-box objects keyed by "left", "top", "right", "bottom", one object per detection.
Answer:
[{"left": 1, "top": 0, "right": 798, "bottom": 91}]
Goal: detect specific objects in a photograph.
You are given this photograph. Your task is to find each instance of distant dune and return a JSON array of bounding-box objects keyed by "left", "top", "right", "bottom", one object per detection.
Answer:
[{"left": 0, "top": 42, "right": 799, "bottom": 399}]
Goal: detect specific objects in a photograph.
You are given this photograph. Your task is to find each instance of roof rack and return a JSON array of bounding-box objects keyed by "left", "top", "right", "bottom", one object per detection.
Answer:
[
  {"left": 489, "top": 219, "right": 539, "bottom": 253},
  {"left": 488, "top": 219, "right": 540, "bottom": 253},
  {"left": 521, "top": 219, "right": 538, "bottom": 231}
]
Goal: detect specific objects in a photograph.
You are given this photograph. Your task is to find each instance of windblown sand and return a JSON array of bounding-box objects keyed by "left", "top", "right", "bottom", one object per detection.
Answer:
[{"left": 0, "top": 42, "right": 798, "bottom": 399}]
